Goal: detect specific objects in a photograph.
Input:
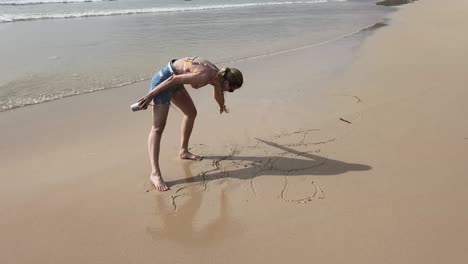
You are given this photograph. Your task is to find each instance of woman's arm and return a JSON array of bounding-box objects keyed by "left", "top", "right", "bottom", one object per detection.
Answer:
[
  {"left": 213, "top": 86, "right": 228, "bottom": 114},
  {"left": 138, "top": 72, "right": 205, "bottom": 109}
]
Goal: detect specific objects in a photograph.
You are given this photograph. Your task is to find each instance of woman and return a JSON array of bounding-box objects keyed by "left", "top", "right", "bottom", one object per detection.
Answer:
[{"left": 137, "top": 57, "right": 243, "bottom": 191}]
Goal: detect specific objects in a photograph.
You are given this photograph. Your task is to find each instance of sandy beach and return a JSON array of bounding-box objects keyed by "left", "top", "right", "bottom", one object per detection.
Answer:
[{"left": 1, "top": 0, "right": 468, "bottom": 263}]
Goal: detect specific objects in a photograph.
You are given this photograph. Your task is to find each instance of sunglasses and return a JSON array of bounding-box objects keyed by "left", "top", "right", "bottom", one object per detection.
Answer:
[{"left": 228, "top": 84, "right": 239, "bottom": 93}]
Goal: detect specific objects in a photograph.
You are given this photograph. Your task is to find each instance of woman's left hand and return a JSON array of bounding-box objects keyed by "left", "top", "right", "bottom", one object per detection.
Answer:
[{"left": 137, "top": 94, "right": 153, "bottom": 110}]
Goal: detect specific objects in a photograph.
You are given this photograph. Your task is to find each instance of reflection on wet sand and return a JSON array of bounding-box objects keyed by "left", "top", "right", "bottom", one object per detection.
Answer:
[{"left": 147, "top": 163, "right": 241, "bottom": 247}]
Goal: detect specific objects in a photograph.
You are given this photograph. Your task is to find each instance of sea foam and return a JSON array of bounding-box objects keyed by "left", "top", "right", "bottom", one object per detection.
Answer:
[
  {"left": 0, "top": 1, "right": 346, "bottom": 23},
  {"left": 0, "top": 0, "right": 113, "bottom": 5}
]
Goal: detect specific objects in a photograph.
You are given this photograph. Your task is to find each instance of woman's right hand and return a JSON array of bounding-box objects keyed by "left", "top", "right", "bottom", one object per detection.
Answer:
[{"left": 137, "top": 94, "right": 153, "bottom": 110}]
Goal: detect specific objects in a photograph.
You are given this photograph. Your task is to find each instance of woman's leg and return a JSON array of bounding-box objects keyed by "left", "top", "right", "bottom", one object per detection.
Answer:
[
  {"left": 149, "top": 104, "right": 170, "bottom": 191},
  {"left": 171, "top": 90, "right": 202, "bottom": 160}
]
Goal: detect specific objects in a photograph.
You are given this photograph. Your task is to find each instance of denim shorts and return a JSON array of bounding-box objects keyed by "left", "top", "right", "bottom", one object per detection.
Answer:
[{"left": 149, "top": 60, "right": 185, "bottom": 104}]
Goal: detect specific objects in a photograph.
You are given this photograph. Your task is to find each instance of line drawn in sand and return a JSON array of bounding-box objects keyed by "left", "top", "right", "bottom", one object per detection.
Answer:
[{"left": 162, "top": 131, "right": 371, "bottom": 204}]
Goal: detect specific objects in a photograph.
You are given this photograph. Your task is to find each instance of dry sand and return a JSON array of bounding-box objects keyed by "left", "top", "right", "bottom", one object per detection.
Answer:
[{"left": 1, "top": 0, "right": 468, "bottom": 263}]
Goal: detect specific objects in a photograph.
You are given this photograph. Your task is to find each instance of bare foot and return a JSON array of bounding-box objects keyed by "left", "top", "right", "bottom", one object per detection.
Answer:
[
  {"left": 150, "top": 174, "right": 169, "bottom": 191},
  {"left": 179, "top": 151, "right": 203, "bottom": 161}
]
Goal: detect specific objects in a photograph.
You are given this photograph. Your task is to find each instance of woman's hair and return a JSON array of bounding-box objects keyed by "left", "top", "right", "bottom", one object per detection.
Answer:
[{"left": 220, "top": 67, "right": 243, "bottom": 89}]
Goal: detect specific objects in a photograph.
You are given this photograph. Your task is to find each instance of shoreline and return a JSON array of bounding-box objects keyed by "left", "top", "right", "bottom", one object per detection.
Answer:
[{"left": 0, "top": 15, "right": 390, "bottom": 113}]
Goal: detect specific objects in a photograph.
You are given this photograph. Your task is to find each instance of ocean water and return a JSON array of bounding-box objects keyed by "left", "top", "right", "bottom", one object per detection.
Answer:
[{"left": 0, "top": 0, "right": 392, "bottom": 112}]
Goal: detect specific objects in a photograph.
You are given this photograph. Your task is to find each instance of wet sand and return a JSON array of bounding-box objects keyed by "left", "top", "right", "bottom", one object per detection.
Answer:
[{"left": 1, "top": 0, "right": 468, "bottom": 263}]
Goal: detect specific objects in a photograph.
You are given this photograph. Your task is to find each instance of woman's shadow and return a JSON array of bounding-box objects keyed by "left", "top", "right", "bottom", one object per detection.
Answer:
[{"left": 167, "top": 138, "right": 372, "bottom": 187}]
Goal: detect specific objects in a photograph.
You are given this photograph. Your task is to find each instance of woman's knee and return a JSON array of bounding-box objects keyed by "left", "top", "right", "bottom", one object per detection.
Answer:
[
  {"left": 151, "top": 124, "right": 166, "bottom": 136},
  {"left": 185, "top": 108, "right": 197, "bottom": 120}
]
